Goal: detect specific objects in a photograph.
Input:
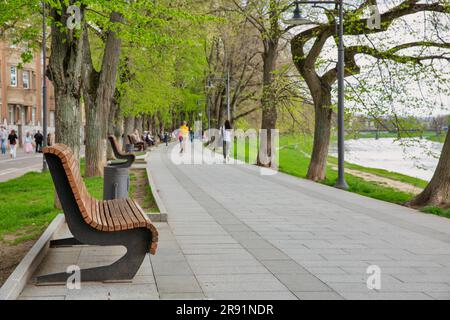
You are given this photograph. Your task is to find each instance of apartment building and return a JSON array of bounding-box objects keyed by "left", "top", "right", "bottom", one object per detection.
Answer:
[{"left": 0, "top": 40, "right": 55, "bottom": 128}]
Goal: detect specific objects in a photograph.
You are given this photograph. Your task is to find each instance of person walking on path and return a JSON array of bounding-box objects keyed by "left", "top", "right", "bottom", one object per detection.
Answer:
[
  {"left": 221, "top": 120, "right": 232, "bottom": 163},
  {"left": 189, "top": 128, "right": 194, "bottom": 143},
  {"left": 0, "top": 126, "right": 7, "bottom": 155},
  {"left": 163, "top": 131, "right": 169, "bottom": 146},
  {"left": 178, "top": 121, "right": 189, "bottom": 154},
  {"left": 8, "top": 129, "right": 18, "bottom": 159},
  {"left": 34, "top": 130, "right": 43, "bottom": 153},
  {"left": 24, "top": 132, "right": 33, "bottom": 154}
]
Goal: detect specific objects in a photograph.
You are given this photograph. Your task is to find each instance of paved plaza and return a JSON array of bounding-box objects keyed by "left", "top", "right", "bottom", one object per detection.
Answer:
[{"left": 17, "top": 144, "right": 450, "bottom": 299}]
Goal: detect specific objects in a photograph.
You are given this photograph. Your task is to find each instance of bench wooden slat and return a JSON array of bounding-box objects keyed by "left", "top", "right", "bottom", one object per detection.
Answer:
[
  {"left": 108, "top": 200, "right": 127, "bottom": 231},
  {"left": 120, "top": 199, "right": 140, "bottom": 228},
  {"left": 100, "top": 200, "right": 115, "bottom": 231},
  {"left": 127, "top": 199, "right": 148, "bottom": 228}
]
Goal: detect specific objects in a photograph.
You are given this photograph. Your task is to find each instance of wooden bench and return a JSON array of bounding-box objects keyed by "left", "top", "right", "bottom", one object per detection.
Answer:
[
  {"left": 127, "top": 134, "right": 146, "bottom": 151},
  {"left": 108, "top": 135, "right": 135, "bottom": 168},
  {"left": 39, "top": 144, "right": 158, "bottom": 283}
]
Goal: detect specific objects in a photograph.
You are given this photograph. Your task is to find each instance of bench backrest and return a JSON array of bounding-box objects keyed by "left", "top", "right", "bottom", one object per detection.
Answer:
[
  {"left": 108, "top": 135, "right": 135, "bottom": 167},
  {"left": 43, "top": 144, "right": 95, "bottom": 225}
]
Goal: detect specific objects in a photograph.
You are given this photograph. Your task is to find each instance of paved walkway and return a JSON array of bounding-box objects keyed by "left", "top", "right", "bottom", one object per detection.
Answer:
[
  {"left": 148, "top": 143, "right": 450, "bottom": 300},
  {"left": 17, "top": 143, "right": 450, "bottom": 299}
]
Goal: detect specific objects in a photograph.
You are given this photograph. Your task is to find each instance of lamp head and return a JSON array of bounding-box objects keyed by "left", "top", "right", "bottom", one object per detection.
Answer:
[{"left": 284, "top": 2, "right": 313, "bottom": 25}]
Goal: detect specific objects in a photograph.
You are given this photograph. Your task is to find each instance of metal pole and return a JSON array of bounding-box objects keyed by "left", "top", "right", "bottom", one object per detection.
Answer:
[
  {"left": 42, "top": 1, "right": 48, "bottom": 172},
  {"left": 334, "top": 0, "right": 348, "bottom": 190},
  {"left": 207, "top": 95, "right": 211, "bottom": 140}
]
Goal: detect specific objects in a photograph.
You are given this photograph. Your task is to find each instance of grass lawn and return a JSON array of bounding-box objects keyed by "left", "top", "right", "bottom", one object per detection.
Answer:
[
  {"left": 129, "top": 169, "right": 159, "bottom": 213},
  {"left": 232, "top": 134, "right": 446, "bottom": 213},
  {"left": 0, "top": 159, "right": 103, "bottom": 244}
]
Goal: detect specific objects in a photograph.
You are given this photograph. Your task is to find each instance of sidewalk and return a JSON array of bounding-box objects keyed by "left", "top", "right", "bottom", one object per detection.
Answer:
[{"left": 15, "top": 143, "right": 450, "bottom": 299}]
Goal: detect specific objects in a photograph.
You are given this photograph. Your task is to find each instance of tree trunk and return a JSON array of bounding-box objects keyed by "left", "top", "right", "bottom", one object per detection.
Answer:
[
  {"left": 257, "top": 40, "right": 278, "bottom": 167},
  {"left": 47, "top": 2, "right": 85, "bottom": 160},
  {"left": 134, "top": 115, "right": 143, "bottom": 133},
  {"left": 113, "top": 108, "right": 123, "bottom": 150},
  {"left": 123, "top": 115, "right": 134, "bottom": 146},
  {"left": 307, "top": 102, "right": 333, "bottom": 181},
  {"left": 409, "top": 128, "right": 450, "bottom": 207},
  {"left": 83, "top": 11, "right": 123, "bottom": 177}
]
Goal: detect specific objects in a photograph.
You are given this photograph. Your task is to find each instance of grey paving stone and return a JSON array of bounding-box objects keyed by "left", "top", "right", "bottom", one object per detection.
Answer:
[
  {"left": 274, "top": 274, "right": 332, "bottom": 292},
  {"left": 260, "top": 259, "right": 309, "bottom": 274},
  {"left": 160, "top": 293, "right": 206, "bottom": 300},
  {"left": 152, "top": 260, "right": 193, "bottom": 276},
  {"left": 20, "top": 285, "right": 67, "bottom": 297},
  {"left": 205, "top": 291, "right": 298, "bottom": 300},
  {"left": 200, "top": 280, "right": 287, "bottom": 292},
  {"left": 339, "top": 291, "right": 434, "bottom": 300},
  {"left": 191, "top": 265, "right": 269, "bottom": 275},
  {"left": 18, "top": 295, "right": 66, "bottom": 300},
  {"left": 156, "top": 275, "right": 203, "bottom": 294},
  {"left": 245, "top": 248, "right": 290, "bottom": 260},
  {"left": 293, "top": 291, "right": 344, "bottom": 300}
]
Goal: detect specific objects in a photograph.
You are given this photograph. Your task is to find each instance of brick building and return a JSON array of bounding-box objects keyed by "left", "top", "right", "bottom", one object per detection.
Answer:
[{"left": 0, "top": 40, "right": 55, "bottom": 128}]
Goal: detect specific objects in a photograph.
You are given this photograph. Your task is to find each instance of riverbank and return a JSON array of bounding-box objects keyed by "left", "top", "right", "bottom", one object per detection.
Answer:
[
  {"left": 346, "top": 130, "right": 446, "bottom": 143},
  {"left": 232, "top": 134, "right": 449, "bottom": 218}
]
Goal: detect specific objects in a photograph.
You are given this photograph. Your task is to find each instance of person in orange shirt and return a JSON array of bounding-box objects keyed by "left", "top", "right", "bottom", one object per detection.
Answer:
[{"left": 178, "top": 121, "right": 189, "bottom": 153}]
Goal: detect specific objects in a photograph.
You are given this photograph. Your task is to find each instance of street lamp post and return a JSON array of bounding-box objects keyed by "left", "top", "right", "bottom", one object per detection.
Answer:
[
  {"left": 285, "top": 0, "right": 348, "bottom": 190},
  {"left": 42, "top": 1, "right": 48, "bottom": 172}
]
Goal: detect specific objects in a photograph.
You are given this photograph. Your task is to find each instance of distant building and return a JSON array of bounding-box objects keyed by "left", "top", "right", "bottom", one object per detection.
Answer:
[{"left": 0, "top": 40, "right": 55, "bottom": 128}]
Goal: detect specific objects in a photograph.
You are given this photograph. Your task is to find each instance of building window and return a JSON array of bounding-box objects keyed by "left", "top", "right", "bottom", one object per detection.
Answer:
[
  {"left": 10, "top": 66, "right": 17, "bottom": 86},
  {"left": 23, "top": 70, "right": 30, "bottom": 89}
]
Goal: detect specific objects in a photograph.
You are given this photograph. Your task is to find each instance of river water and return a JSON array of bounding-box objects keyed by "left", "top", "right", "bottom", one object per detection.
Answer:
[{"left": 329, "top": 138, "right": 444, "bottom": 181}]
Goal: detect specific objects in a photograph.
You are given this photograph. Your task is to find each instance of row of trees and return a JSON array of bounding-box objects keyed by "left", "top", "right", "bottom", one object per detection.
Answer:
[{"left": 1, "top": 0, "right": 449, "bottom": 208}]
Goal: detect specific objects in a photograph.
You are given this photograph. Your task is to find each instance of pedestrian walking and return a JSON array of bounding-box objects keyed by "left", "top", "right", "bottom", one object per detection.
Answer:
[
  {"left": 24, "top": 132, "right": 33, "bottom": 154},
  {"left": 189, "top": 128, "right": 194, "bottom": 143},
  {"left": 221, "top": 120, "right": 232, "bottom": 163},
  {"left": 8, "top": 129, "right": 18, "bottom": 159},
  {"left": 34, "top": 130, "right": 43, "bottom": 152},
  {"left": 164, "top": 131, "right": 169, "bottom": 146},
  {"left": 0, "top": 126, "right": 7, "bottom": 155},
  {"left": 178, "top": 121, "right": 189, "bottom": 154}
]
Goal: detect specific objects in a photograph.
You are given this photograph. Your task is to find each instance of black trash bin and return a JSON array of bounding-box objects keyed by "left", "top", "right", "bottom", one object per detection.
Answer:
[{"left": 103, "top": 166, "right": 130, "bottom": 200}]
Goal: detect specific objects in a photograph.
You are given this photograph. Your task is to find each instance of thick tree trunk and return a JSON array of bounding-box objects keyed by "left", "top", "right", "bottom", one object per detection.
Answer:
[
  {"left": 409, "top": 129, "right": 450, "bottom": 207},
  {"left": 134, "top": 116, "right": 143, "bottom": 133},
  {"left": 257, "top": 40, "right": 278, "bottom": 167},
  {"left": 123, "top": 115, "right": 135, "bottom": 146},
  {"left": 83, "top": 12, "right": 123, "bottom": 177},
  {"left": 47, "top": 2, "right": 85, "bottom": 159},
  {"left": 307, "top": 98, "right": 333, "bottom": 181}
]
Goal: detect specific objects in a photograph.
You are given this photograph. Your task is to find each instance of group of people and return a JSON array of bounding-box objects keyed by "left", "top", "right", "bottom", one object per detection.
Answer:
[
  {"left": 129, "top": 129, "right": 155, "bottom": 151},
  {"left": 0, "top": 126, "right": 48, "bottom": 159},
  {"left": 177, "top": 120, "right": 232, "bottom": 163}
]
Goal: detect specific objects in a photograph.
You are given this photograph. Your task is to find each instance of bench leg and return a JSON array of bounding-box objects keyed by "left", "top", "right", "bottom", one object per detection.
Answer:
[
  {"left": 36, "top": 236, "right": 149, "bottom": 284},
  {"left": 50, "top": 237, "right": 84, "bottom": 248}
]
